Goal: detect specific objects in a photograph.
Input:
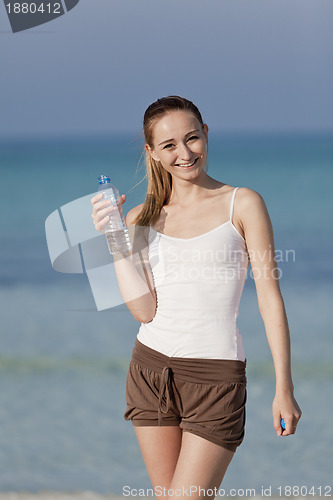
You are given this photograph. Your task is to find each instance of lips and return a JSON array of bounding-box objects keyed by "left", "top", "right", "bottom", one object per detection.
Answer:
[{"left": 175, "top": 157, "right": 199, "bottom": 168}]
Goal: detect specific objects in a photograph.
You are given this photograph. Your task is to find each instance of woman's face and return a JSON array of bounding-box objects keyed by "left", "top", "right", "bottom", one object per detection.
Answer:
[{"left": 146, "top": 110, "right": 208, "bottom": 178}]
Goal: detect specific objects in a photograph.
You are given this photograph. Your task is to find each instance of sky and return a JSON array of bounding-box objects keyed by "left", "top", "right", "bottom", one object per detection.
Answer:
[{"left": 1, "top": 0, "right": 333, "bottom": 139}]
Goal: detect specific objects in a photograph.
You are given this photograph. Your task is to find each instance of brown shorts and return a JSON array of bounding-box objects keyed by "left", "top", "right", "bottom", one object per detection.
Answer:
[{"left": 124, "top": 339, "right": 247, "bottom": 452}]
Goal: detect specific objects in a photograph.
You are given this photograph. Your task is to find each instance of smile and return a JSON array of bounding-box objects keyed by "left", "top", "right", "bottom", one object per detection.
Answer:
[{"left": 175, "top": 157, "right": 199, "bottom": 168}]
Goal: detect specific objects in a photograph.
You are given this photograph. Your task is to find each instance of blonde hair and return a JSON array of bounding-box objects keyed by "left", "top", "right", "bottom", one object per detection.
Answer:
[{"left": 132, "top": 96, "right": 207, "bottom": 227}]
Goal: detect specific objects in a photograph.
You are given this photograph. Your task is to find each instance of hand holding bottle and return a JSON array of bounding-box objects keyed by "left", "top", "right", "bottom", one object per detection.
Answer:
[
  {"left": 91, "top": 192, "right": 127, "bottom": 234},
  {"left": 91, "top": 175, "right": 132, "bottom": 257}
]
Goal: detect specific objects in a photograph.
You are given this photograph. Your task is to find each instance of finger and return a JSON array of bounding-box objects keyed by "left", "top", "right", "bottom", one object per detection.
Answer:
[
  {"left": 91, "top": 193, "right": 103, "bottom": 205},
  {"left": 282, "top": 417, "right": 295, "bottom": 436},
  {"left": 96, "top": 215, "right": 111, "bottom": 232},
  {"left": 119, "top": 194, "right": 126, "bottom": 204},
  {"left": 93, "top": 209, "right": 114, "bottom": 227},
  {"left": 273, "top": 414, "right": 282, "bottom": 436},
  {"left": 92, "top": 200, "right": 112, "bottom": 218},
  {"left": 282, "top": 427, "right": 296, "bottom": 436},
  {"left": 291, "top": 417, "right": 300, "bottom": 434},
  {"left": 95, "top": 199, "right": 111, "bottom": 211},
  {"left": 97, "top": 205, "right": 115, "bottom": 219}
]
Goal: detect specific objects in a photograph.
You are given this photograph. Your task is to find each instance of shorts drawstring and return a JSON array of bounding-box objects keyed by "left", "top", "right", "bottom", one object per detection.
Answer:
[{"left": 158, "top": 366, "right": 172, "bottom": 425}]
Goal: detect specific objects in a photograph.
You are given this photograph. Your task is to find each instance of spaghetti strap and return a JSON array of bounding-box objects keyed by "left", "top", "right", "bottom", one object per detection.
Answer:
[{"left": 229, "top": 187, "right": 239, "bottom": 223}]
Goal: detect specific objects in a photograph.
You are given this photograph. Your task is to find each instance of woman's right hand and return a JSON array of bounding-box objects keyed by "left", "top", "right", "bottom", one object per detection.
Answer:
[{"left": 91, "top": 193, "right": 127, "bottom": 233}]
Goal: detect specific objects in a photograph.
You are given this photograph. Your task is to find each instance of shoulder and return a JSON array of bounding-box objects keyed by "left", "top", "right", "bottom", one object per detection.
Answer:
[
  {"left": 234, "top": 187, "right": 267, "bottom": 212},
  {"left": 233, "top": 187, "right": 270, "bottom": 234},
  {"left": 234, "top": 187, "right": 272, "bottom": 241},
  {"left": 126, "top": 203, "right": 145, "bottom": 226}
]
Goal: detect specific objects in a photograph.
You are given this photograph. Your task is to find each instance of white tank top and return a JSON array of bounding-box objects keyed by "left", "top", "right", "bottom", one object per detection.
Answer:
[{"left": 137, "top": 187, "right": 249, "bottom": 360}]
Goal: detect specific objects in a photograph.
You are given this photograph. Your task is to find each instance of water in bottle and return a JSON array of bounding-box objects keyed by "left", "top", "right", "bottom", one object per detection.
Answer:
[{"left": 98, "top": 175, "right": 132, "bottom": 257}]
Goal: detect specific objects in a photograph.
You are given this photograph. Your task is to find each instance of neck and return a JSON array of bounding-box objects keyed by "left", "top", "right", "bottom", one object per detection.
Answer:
[{"left": 168, "top": 172, "right": 222, "bottom": 207}]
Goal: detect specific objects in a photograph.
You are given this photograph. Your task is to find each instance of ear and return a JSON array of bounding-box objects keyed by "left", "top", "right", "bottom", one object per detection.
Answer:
[
  {"left": 145, "top": 143, "right": 160, "bottom": 162},
  {"left": 203, "top": 124, "right": 209, "bottom": 143}
]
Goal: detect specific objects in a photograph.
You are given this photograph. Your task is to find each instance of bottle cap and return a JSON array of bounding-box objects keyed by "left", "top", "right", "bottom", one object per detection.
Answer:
[
  {"left": 280, "top": 418, "right": 286, "bottom": 430},
  {"left": 98, "top": 175, "right": 111, "bottom": 185}
]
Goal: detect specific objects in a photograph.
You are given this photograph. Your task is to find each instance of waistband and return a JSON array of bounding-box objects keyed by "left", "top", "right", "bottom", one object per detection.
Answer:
[
  {"left": 131, "top": 338, "right": 247, "bottom": 425},
  {"left": 132, "top": 338, "right": 247, "bottom": 383}
]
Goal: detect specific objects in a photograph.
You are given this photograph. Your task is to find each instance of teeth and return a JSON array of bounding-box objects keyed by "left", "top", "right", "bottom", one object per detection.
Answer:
[{"left": 176, "top": 158, "right": 197, "bottom": 167}]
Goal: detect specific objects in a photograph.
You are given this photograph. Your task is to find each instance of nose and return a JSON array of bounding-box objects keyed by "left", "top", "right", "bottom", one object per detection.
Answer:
[{"left": 178, "top": 142, "right": 192, "bottom": 161}]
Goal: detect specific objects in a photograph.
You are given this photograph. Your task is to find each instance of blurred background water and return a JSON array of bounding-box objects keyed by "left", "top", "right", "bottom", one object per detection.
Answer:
[{"left": 0, "top": 133, "right": 332, "bottom": 494}]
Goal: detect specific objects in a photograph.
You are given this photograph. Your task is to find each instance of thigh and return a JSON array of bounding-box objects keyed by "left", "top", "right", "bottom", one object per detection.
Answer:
[
  {"left": 168, "top": 431, "right": 235, "bottom": 499},
  {"left": 134, "top": 425, "right": 183, "bottom": 497}
]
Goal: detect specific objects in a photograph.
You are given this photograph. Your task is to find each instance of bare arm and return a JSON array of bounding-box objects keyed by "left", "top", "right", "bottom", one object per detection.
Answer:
[
  {"left": 238, "top": 188, "right": 302, "bottom": 436},
  {"left": 113, "top": 204, "right": 157, "bottom": 322},
  {"left": 91, "top": 193, "right": 157, "bottom": 323}
]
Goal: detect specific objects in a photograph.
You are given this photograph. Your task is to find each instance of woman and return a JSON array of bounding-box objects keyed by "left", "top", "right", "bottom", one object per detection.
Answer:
[{"left": 91, "top": 96, "right": 302, "bottom": 499}]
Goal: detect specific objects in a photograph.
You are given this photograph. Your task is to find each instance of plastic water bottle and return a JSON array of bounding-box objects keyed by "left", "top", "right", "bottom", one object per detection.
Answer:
[{"left": 98, "top": 175, "right": 132, "bottom": 257}]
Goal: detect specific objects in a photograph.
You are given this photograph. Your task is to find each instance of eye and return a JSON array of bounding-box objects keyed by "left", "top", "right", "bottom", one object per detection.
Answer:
[{"left": 162, "top": 136, "right": 199, "bottom": 150}]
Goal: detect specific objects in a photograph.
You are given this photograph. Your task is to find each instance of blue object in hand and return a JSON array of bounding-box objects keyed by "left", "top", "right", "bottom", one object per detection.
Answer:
[{"left": 280, "top": 418, "right": 286, "bottom": 430}]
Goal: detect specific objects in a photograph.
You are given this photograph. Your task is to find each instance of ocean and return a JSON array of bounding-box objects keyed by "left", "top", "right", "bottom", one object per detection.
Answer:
[{"left": 0, "top": 133, "right": 332, "bottom": 494}]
